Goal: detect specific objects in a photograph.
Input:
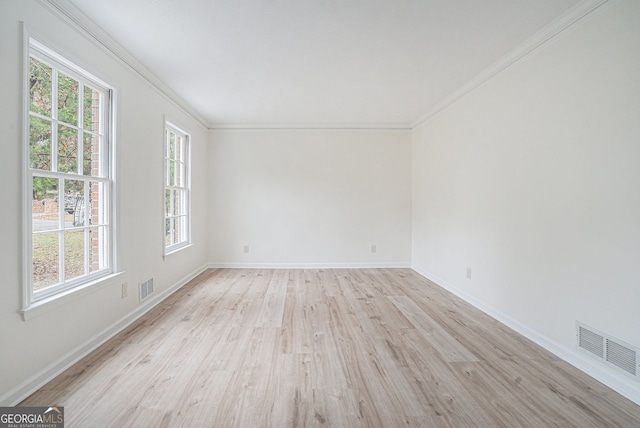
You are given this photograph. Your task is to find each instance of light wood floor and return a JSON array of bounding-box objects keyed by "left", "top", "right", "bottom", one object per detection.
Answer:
[{"left": 22, "top": 268, "right": 640, "bottom": 427}]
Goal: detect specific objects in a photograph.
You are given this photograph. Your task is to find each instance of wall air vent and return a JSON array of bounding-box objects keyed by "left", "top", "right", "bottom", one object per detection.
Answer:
[
  {"left": 577, "top": 322, "right": 639, "bottom": 379},
  {"left": 139, "top": 278, "right": 154, "bottom": 302},
  {"left": 606, "top": 339, "right": 637, "bottom": 377},
  {"left": 578, "top": 324, "right": 604, "bottom": 358}
]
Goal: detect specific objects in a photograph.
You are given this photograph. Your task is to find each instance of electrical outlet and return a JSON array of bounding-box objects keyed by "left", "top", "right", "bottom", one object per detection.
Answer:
[
  {"left": 466, "top": 267, "right": 472, "bottom": 280},
  {"left": 371, "top": 244, "right": 377, "bottom": 253},
  {"left": 243, "top": 245, "right": 250, "bottom": 254},
  {"left": 121, "top": 282, "right": 128, "bottom": 298}
]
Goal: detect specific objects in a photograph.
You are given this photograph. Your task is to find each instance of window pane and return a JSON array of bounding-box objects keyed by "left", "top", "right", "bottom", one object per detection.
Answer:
[
  {"left": 173, "top": 190, "right": 182, "bottom": 216},
  {"left": 175, "top": 136, "right": 182, "bottom": 162},
  {"left": 58, "top": 72, "right": 79, "bottom": 125},
  {"left": 83, "top": 132, "right": 101, "bottom": 176},
  {"left": 89, "top": 181, "right": 103, "bottom": 225},
  {"left": 64, "top": 180, "right": 84, "bottom": 226},
  {"left": 32, "top": 177, "right": 59, "bottom": 232},
  {"left": 173, "top": 162, "right": 182, "bottom": 186},
  {"left": 82, "top": 132, "right": 92, "bottom": 176},
  {"left": 173, "top": 217, "right": 182, "bottom": 244},
  {"left": 30, "top": 57, "right": 52, "bottom": 116},
  {"left": 165, "top": 218, "right": 172, "bottom": 246},
  {"left": 33, "top": 232, "right": 59, "bottom": 290},
  {"left": 169, "top": 132, "right": 176, "bottom": 159},
  {"left": 165, "top": 189, "right": 171, "bottom": 216},
  {"left": 83, "top": 85, "right": 101, "bottom": 132},
  {"left": 168, "top": 160, "right": 176, "bottom": 186},
  {"left": 64, "top": 230, "right": 85, "bottom": 281},
  {"left": 58, "top": 125, "right": 78, "bottom": 173},
  {"left": 29, "top": 116, "right": 52, "bottom": 170},
  {"left": 72, "top": 190, "right": 87, "bottom": 227},
  {"left": 89, "top": 227, "right": 107, "bottom": 273},
  {"left": 175, "top": 161, "right": 183, "bottom": 187}
]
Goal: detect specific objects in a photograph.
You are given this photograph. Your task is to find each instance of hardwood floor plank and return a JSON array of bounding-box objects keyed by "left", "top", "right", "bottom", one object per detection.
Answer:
[
  {"left": 20, "top": 268, "right": 640, "bottom": 427},
  {"left": 308, "top": 301, "right": 351, "bottom": 391},
  {"left": 449, "top": 360, "right": 586, "bottom": 427},
  {"left": 388, "top": 295, "right": 479, "bottom": 363},
  {"left": 264, "top": 353, "right": 314, "bottom": 427},
  {"left": 280, "top": 270, "right": 312, "bottom": 355},
  {"left": 256, "top": 270, "right": 288, "bottom": 328},
  {"left": 397, "top": 328, "right": 499, "bottom": 427}
]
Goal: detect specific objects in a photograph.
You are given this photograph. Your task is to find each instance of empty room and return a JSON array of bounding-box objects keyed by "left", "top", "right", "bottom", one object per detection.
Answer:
[{"left": 1, "top": 0, "right": 639, "bottom": 426}]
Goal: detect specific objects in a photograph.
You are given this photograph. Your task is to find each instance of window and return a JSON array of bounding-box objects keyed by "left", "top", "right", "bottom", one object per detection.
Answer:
[
  {"left": 164, "top": 122, "right": 190, "bottom": 253},
  {"left": 25, "top": 39, "right": 114, "bottom": 306}
]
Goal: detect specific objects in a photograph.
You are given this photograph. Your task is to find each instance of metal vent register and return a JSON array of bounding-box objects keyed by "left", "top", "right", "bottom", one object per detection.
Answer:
[
  {"left": 577, "top": 322, "right": 638, "bottom": 379},
  {"left": 139, "top": 278, "right": 154, "bottom": 302}
]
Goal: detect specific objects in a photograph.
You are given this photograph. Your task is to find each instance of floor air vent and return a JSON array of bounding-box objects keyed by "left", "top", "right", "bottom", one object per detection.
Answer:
[
  {"left": 139, "top": 278, "right": 154, "bottom": 302},
  {"left": 577, "top": 322, "right": 639, "bottom": 379}
]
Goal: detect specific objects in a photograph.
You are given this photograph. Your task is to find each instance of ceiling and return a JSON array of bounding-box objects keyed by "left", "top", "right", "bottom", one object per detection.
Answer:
[{"left": 61, "top": 0, "right": 584, "bottom": 129}]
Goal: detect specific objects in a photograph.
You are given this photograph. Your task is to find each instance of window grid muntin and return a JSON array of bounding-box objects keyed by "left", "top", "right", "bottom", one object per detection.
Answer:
[{"left": 27, "top": 41, "right": 113, "bottom": 303}]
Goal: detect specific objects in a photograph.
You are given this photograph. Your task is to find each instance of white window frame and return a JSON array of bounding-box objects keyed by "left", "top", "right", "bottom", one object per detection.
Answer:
[
  {"left": 163, "top": 121, "right": 191, "bottom": 255},
  {"left": 22, "top": 36, "right": 117, "bottom": 312}
]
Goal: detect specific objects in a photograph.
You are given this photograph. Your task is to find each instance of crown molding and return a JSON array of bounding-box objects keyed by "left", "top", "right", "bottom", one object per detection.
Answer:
[
  {"left": 209, "top": 123, "right": 412, "bottom": 131},
  {"left": 40, "top": 0, "right": 211, "bottom": 129},
  {"left": 410, "top": 0, "right": 616, "bottom": 129}
]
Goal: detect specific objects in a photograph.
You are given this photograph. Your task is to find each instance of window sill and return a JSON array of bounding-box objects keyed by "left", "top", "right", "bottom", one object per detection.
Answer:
[
  {"left": 20, "top": 272, "right": 124, "bottom": 321},
  {"left": 164, "top": 243, "right": 194, "bottom": 259}
]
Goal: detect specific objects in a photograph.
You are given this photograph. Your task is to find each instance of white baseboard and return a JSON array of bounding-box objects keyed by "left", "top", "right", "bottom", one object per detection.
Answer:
[
  {"left": 208, "top": 262, "right": 411, "bottom": 269},
  {"left": 0, "top": 263, "right": 209, "bottom": 406},
  {"left": 411, "top": 264, "right": 640, "bottom": 406}
]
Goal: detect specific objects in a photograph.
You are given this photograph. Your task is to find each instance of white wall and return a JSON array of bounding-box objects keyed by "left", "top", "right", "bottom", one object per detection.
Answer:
[
  {"left": 209, "top": 129, "right": 412, "bottom": 266},
  {"left": 412, "top": 0, "right": 640, "bottom": 401},
  {"left": 0, "top": 1, "right": 209, "bottom": 404}
]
